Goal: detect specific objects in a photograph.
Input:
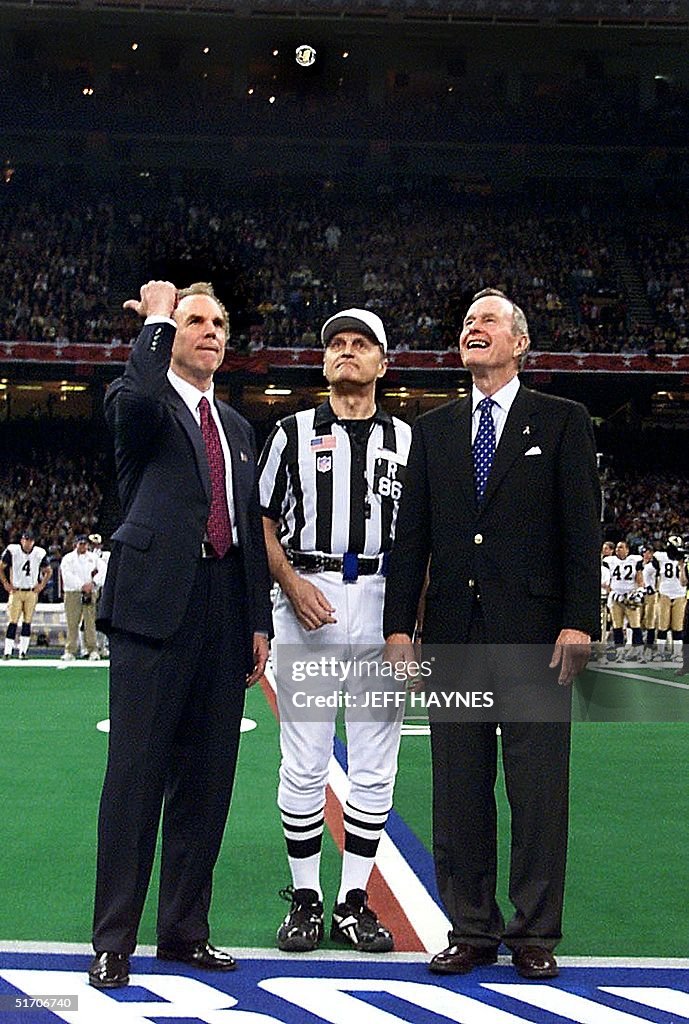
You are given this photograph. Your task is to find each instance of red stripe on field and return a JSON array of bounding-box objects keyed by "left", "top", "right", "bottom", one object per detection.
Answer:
[
  {"left": 259, "top": 677, "right": 425, "bottom": 952},
  {"left": 260, "top": 674, "right": 279, "bottom": 716}
]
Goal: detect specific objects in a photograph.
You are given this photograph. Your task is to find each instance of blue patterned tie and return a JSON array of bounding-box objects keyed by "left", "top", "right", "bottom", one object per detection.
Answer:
[{"left": 472, "top": 396, "right": 496, "bottom": 504}]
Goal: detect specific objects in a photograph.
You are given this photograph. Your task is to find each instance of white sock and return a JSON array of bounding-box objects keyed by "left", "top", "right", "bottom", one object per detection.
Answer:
[
  {"left": 337, "top": 852, "right": 375, "bottom": 904},
  {"left": 288, "top": 853, "right": 322, "bottom": 898},
  {"left": 4, "top": 637, "right": 13, "bottom": 656},
  {"left": 19, "top": 633, "right": 30, "bottom": 655}
]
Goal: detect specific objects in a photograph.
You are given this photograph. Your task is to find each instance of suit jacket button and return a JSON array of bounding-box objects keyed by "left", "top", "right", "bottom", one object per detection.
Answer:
[
  {"left": 474, "top": 533, "right": 483, "bottom": 544},
  {"left": 468, "top": 578, "right": 475, "bottom": 588}
]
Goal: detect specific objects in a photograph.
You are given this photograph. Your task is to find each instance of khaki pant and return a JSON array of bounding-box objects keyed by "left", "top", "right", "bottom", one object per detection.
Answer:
[
  {"left": 64, "top": 590, "right": 97, "bottom": 655},
  {"left": 641, "top": 593, "right": 658, "bottom": 631},
  {"left": 610, "top": 599, "right": 641, "bottom": 630},
  {"left": 7, "top": 590, "right": 38, "bottom": 624},
  {"left": 657, "top": 594, "right": 687, "bottom": 633}
]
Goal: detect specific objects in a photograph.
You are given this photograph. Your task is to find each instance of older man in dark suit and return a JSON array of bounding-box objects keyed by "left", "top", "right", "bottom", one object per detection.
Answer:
[
  {"left": 89, "top": 280, "right": 271, "bottom": 989},
  {"left": 384, "top": 288, "right": 600, "bottom": 980}
]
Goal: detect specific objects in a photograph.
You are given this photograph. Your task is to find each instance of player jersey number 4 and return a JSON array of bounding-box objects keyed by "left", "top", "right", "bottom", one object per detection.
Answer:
[{"left": 2, "top": 545, "right": 48, "bottom": 589}]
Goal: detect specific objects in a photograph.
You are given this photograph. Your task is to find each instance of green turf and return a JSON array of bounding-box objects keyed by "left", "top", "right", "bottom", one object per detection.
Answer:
[
  {"left": 0, "top": 670, "right": 345, "bottom": 949},
  {"left": 2, "top": 664, "right": 688, "bottom": 955},
  {"left": 0, "top": 665, "right": 106, "bottom": 941},
  {"left": 392, "top": 700, "right": 689, "bottom": 956},
  {"left": 566, "top": 721, "right": 689, "bottom": 955},
  {"left": 574, "top": 665, "right": 689, "bottom": 721}
]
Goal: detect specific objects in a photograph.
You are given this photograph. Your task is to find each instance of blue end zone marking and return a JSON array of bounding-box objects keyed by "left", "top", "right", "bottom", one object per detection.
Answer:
[
  {"left": 332, "top": 735, "right": 442, "bottom": 908},
  {"left": 384, "top": 810, "right": 441, "bottom": 906},
  {"left": 2, "top": 952, "right": 689, "bottom": 1024}
]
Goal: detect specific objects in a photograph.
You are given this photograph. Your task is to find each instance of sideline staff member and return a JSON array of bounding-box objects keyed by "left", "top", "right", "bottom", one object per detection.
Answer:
[
  {"left": 90, "top": 280, "right": 271, "bottom": 989},
  {"left": 259, "top": 309, "right": 411, "bottom": 954},
  {"left": 384, "top": 288, "right": 600, "bottom": 980}
]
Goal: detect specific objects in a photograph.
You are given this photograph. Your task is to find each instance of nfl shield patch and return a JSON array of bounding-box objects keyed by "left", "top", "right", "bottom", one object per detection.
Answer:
[{"left": 316, "top": 454, "right": 332, "bottom": 473}]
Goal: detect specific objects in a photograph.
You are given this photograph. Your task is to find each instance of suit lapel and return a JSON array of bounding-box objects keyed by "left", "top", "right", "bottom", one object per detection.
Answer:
[
  {"left": 166, "top": 385, "right": 212, "bottom": 502},
  {"left": 450, "top": 397, "right": 476, "bottom": 509},
  {"left": 482, "top": 386, "right": 538, "bottom": 509},
  {"left": 217, "top": 402, "right": 249, "bottom": 531}
]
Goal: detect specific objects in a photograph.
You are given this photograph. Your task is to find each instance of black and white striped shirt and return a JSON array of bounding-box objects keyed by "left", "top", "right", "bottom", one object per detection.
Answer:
[{"left": 258, "top": 401, "right": 412, "bottom": 557}]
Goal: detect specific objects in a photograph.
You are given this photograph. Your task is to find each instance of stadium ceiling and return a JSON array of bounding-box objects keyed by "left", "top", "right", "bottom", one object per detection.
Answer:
[{"left": 0, "top": 0, "right": 686, "bottom": 27}]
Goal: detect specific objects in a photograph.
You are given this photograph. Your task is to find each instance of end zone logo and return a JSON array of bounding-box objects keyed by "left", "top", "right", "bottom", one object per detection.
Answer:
[{"left": 1, "top": 953, "right": 689, "bottom": 1023}]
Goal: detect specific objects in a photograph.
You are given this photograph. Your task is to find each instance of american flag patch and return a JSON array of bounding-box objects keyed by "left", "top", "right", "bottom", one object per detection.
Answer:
[{"left": 310, "top": 435, "right": 337, "bottom": 450}]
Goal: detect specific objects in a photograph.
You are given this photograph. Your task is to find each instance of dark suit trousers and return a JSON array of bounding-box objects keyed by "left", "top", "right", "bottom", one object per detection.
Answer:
[
  {"left": 93, "top": 550, "right": 249, "bottom": 954},
  {"left": 429, "top": 604, "right": 571, "bottom": 950}
]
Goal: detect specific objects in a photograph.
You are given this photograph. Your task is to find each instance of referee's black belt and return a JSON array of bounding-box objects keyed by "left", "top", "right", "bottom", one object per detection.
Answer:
[{"left": 288, "top": 550, "right": 388, "bottom": 576}]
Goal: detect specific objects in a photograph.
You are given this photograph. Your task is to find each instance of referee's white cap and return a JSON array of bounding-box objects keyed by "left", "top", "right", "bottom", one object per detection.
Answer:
[{"left": 321, "top": 308, "right": 387, "bottom": 354}]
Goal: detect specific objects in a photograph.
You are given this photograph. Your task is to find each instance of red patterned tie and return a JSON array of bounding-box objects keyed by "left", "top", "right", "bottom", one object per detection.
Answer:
[{"left": 198, "top": 396, "right": 232, "bottom": 558}]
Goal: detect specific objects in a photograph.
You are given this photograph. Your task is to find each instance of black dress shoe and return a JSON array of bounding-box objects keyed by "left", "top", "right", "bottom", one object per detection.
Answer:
[
  {"left": 511, "top": 946, "right": 559, "bottom": 979},
  {"left": 88, "top": 952, "right": 130, "bottom": 989},
  {"left": 157, "top": 941, "right": 237, "bottom": 971},
  {"left": 429, "top": 942, "right": 499, "bottom": 975}
]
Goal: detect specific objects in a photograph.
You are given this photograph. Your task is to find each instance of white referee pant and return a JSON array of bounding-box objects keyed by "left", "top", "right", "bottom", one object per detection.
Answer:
[{"left": 273, "top": 570, "right": 404, "bottom": 819}]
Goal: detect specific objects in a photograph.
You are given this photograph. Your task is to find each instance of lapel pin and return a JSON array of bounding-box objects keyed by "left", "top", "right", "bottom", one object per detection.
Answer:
[
  {"left": 239, "top": 450, "right": 249, "bottom": 462},
  {"left": 523, "top": 425, "right": 530, "bottom": 435}
]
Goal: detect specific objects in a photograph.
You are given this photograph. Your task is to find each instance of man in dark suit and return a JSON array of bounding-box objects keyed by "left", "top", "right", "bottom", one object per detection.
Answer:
[
  {"left": 89, "top": 279, "right": 272, "bottom": 989},
  {"left": 384, "top": 288, "right": 600, "bottom": 980}
]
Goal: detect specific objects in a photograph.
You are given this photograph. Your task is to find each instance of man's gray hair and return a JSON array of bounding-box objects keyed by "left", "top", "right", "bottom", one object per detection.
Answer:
[
  {"left": 472, "top": 287, "right": 530, "bottom": 369},
  {"left": 177, "top": 281, "right": 230, "bottom": 335}
]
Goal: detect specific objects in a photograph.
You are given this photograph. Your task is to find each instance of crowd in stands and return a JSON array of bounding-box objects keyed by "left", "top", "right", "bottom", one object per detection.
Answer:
[
  {"left": 0, "top": 424, "right": 110, "bottom": 602},
  {"left": 0, "top": 453, "right": 106, "bottom": 542},
  {"left": 129, "top": 194, "right": 341, "bottom": 347},
  {"left": 1, "top": 174, "right": 689, "bottom": 355},
  {"left": 602, "top": 470, "right": 689, "bottom": 551},
  {"left": 0, "top": 428, "right": 684, "bottom": 608},
  {"left": 346, "top": 198, "right": 631, "bottom": 352},
  {"left": 0, "top": 194, "right": 124, "bottom": 346},
  {"left": 636, "top": 225, "right": 689, "bottom": 347}
]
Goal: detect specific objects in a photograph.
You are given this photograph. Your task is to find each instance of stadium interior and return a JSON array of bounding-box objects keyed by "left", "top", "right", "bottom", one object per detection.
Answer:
[{"left": 1, "top": 1, "right": 689, "bottom": 1020}]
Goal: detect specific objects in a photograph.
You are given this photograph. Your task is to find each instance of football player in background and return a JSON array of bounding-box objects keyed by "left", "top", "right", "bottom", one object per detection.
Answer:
[
  {"left": 679, "top": 585, "right": 689, "bottom": 676},
  {"left": 599, "top": 541, "right": 615, "bottom": 651},
  {"left": 607, "top": 539, "right": 644, "bottom": 661},
  {"left": 601, "top": 540, "right": 616, "bottom": 569},
  {"left": 0, "top": 530, "right": 52, "bottom": 659},
  {"left": 655, "top": 535, "right": 687, "bottom": 663},
  {"left": 639, "top": 544, "right": 660, "bottom": 660}
]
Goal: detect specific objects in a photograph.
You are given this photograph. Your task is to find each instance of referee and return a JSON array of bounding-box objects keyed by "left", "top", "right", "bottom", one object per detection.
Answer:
[{"left": 258, "top": 308, "right": 411, "bottom": 954}]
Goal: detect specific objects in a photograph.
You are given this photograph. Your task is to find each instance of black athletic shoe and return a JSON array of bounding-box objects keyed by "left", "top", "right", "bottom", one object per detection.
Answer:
[
  {"left": 330, "top": 888, "right": 394, "bottom": 952},
  {"left": 276, "top": 886, "right": 324, "bottom": 952}
]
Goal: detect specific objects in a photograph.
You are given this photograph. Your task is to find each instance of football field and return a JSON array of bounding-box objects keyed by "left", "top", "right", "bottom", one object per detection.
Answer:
[{"left": 1, "top": 658, "right": 689, "bottom": 1022}]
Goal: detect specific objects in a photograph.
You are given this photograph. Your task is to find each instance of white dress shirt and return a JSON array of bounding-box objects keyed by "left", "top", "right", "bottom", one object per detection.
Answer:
[{"left": 471, "top": 375, "right": 521, "bottom": 448}]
